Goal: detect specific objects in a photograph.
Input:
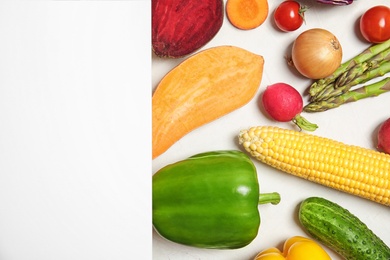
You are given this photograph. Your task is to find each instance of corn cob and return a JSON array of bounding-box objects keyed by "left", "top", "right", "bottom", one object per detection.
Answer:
[{"left": 238, "top": 126, "right": 390, "bottom": 206}]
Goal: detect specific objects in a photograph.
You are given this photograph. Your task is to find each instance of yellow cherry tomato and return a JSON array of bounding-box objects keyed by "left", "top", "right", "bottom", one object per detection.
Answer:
[
  {"left": 255, "top": 247, "right": 285, "bottom": 260},
  {"left": 254, "top": 236, "right": 331, "bottom": 260}
]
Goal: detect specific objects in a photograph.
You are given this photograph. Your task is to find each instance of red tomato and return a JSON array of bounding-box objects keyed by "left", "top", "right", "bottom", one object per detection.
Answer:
[
  {"left": 273, "top": 1, "right": 306, "bottom": 32},
  {"left": 360, "top": 5, "right": 390, "bottom": 43}
]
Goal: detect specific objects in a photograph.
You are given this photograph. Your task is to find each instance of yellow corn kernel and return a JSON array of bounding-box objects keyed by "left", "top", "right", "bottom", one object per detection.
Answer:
[{"left": 238, "top": 126, "right": 390, "bottom": 206}]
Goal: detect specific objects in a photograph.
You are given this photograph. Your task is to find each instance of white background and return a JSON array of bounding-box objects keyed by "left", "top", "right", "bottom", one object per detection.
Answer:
[
  {"left": 152, "top": 0, "right": 390, "bottom": 259},
  {"left": 0, "top": 1, "right": 151, "bottom": 260}
]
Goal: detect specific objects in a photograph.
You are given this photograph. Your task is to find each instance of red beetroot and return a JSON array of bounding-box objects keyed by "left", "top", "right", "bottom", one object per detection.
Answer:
[
  {"left": 378, "top": 118, "right": 390, "bottom": 154},
  {"left": 152, "top": 0, "right": 223, "bottom": 58},
  {"left": 262, "top": 83, "right": 318, "bottom": 131}
]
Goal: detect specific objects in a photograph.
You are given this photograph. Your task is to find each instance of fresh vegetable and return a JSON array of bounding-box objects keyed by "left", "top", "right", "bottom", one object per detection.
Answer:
[
  {"left": 226, "top": 0, "right": 268, "bottom": 30},
  {"left": 316, "top": 0, "right": 353, "bottom": 5},
  {"left": 334, "top": 45, "right": 390, "bottom": 89},
  {"left": 312, "top": 59, "right": 390, "bottom": 102},
  {"left": 153, "top": 150, "right": 281, "bottom": 249},
  {"left": 273, "top": 1, "right": 306, "bottom": 32},
  {"left": 308, "top": 39, "right": 390, "bottom": 100},
  {"left": 291, "top": 28, "right": 343, "bottom": 79},
  {"left": 378, "top": 117, "right": 390, "bottom": 154},
  {"left": 152, "top": 46, "right": 264, "bottom": 159},
  {"left": 261, "top": 83, "right": 318, "bottom": 131},
  {"left": 152, "top": 0, "right": 223, "bottom": 58},
  {"left": 304, "top": 77, "right": 390, "bottom": 112},
  {"left": 360, "top": 5, "right": 390, "bottom": 44},
  {"left": 299, "top": 197, "right": 390, "bottom": 260},
  {"left": 304, "top": 40, "right": 390, "bottom": 112},
  {"left": 238, "top": 126, "right": 390, "bottom": 206},
  {"left": 254, "top": 236, "right": 331, "bottom": 260}
]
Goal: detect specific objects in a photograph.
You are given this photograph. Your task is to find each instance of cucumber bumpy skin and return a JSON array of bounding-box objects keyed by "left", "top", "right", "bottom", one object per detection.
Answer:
[{"left": 299, "top": 197, "right": 390, "bottom": 260}]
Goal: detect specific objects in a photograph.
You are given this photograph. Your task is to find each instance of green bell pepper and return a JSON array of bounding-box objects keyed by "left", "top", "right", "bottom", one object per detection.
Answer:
[{"left": 153, "top": 150, "right": 281, "bottom": 249}]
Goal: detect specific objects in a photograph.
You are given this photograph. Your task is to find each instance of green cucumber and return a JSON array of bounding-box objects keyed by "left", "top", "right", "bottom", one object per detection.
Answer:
[{"left": 299, "top": 197, "right": 390, "bottom": 260}]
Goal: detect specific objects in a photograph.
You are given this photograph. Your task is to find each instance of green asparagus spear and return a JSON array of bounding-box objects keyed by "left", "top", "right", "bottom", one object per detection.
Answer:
[
  {"left": 310, "top": 46, "right": 390, "bottom": 101},
  {"left": 335, "top": 46, "right": 390, "bottom": 88},
  {"left": 304, "top": 77, "right": 390, "bottom": 112},
  {"left": 312, "top": 61, "right": 390, "bottom": 101},
  {"left": 308, "top": 39, "right": 390, "bottom": 97}
]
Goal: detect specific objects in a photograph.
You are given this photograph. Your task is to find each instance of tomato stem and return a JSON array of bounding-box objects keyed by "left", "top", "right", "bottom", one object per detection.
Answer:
[{"left": 299, "top": 4, "right": 309, "bottom": 24}]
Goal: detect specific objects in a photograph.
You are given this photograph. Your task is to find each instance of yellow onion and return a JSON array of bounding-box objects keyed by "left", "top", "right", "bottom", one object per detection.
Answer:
[{"left": 292, "top": 28, "right": 343, "bottom": 79}]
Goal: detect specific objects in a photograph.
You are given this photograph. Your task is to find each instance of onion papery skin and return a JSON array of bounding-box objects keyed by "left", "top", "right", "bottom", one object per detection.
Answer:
[{"left": 292, "top": 28, "right": 343, "bottom": 79}]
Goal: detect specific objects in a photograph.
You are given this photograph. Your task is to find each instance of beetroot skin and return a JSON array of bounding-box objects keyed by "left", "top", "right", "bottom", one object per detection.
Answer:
[
  {"left": 262, "top": 83, "right": 303, "bottom": 122},
  {"left": 152, "top": 0, "right": 224, "bottom": 58},
  {"left": 378, "top": 118, "right": 390, "bottom": 154}
]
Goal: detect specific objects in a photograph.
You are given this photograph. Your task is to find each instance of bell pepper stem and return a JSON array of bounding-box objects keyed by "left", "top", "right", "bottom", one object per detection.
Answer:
[{"left": 259, "top": 192, "right": 281, "bottom": 205}]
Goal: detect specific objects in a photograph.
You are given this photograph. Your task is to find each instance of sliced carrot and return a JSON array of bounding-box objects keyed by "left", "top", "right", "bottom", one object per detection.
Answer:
[
  {"left": 226, "top": 0, "right": 269, "bottom": 30},
  {"left": 152, "top": 46, "right": 264, "bottom": 159}
]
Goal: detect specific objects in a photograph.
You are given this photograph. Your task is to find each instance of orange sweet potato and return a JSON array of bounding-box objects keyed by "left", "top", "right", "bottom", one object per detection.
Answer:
[
  {"left": 152, "top": 46, "right": 264, "bottom": 159},
  {"left": 152, "top": 0, "right": 224, "bottom": 58}
]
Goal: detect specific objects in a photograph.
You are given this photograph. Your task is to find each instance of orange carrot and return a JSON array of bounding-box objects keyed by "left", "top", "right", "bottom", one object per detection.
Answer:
[
  {"left": 226, "top": 0, "right": 269, "bottom": 30},
  {"left": 152, "top": 46, "right": 264, "bottom": 159}
]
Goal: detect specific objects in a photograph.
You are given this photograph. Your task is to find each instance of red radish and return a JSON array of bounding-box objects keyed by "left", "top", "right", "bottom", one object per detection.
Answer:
[
  {"left": 262, "top": 83, "right": 318, "bottom": 131},
  {"left": 377, "top": 118, "right": 390, "bottom": 154},
  {"left": 262, "top": 83, "right": 302, "bottom": 121}
]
